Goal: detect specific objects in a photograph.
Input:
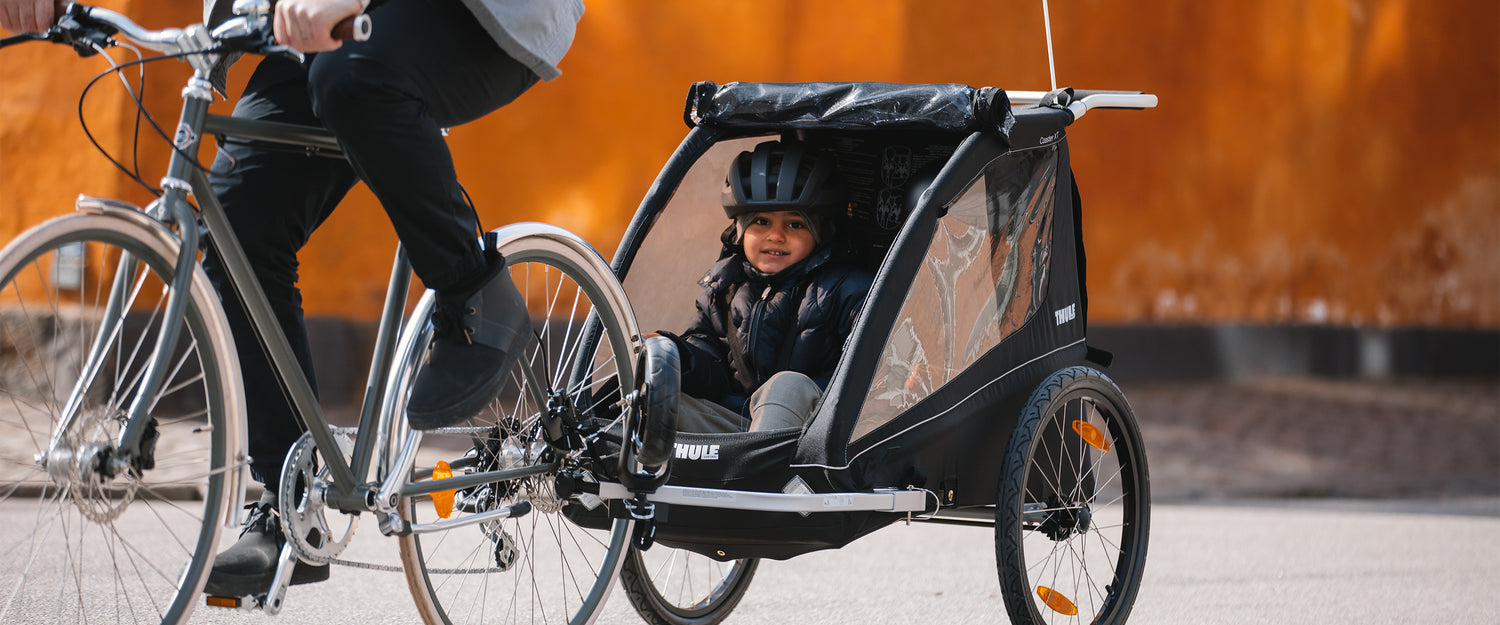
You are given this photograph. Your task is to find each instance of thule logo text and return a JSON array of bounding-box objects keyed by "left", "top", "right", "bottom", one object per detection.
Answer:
[
  {"left": 1055, "top": 303, "right": 1076, "bottom": 326},
  {"left": 674, "top": 443, "right": 720, "bottom": 460}
]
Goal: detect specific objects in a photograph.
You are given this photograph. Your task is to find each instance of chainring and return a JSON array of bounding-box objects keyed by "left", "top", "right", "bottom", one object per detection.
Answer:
[{"left": 278, "top": 431, "right": 358, "bottom": 564}]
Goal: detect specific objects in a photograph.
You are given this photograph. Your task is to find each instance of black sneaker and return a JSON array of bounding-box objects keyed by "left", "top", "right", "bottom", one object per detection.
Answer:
[
  {"left": 407, "top": 245, "right": 533, "bottom": 430},
  {"left": 203, "top": 493, "right": 329, "bottom": 597}
]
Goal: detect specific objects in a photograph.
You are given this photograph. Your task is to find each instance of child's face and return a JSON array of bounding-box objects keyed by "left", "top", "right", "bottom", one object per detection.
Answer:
[{"left": 743, "top": 210, "right": 816, "bottom": 274}]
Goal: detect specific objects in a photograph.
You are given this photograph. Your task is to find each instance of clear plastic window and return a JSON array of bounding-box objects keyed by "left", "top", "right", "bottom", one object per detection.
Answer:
[
  {"left": 851, "top": 146, "right": 1059, "bottom": 442},
  {"left": 622, "top": 137, "right": 772, "bottom": 336}
]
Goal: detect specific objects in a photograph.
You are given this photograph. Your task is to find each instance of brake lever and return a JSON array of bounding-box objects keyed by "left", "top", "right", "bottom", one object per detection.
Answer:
[
  {"left": 0, "top": 31, "right": 50, "bottom": 50},
  {"left": 49, "top": 13, "right": 116, "bottom": 58},
  {"left": 262, "top": 43, "right": 305, "bottom": 64}
]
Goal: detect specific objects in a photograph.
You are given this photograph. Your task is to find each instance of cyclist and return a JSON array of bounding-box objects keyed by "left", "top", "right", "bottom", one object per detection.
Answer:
[
  {"left": 4, "top": 0, "right": 584, "bottom": 598},
  {"left": 656, "top": 140, "right": 873, "bottom": 433},
  {"left": 199, "top": 0, "right": 583, "bottom": 598}
]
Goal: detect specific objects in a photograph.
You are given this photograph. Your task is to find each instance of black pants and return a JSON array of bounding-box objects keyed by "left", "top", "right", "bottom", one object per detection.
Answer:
[{"left": 203, "top": 0, "right": 540, "bottom": 486}]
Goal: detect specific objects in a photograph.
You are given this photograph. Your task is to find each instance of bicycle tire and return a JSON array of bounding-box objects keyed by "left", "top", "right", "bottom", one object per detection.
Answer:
[
  {"left": 995, "top": 366, "right": 1150, "bottom": 625},
  {"left": 618, "top": 334, "right": 678, "bottom": 491},
  {"left": 619, "top": 547, "right": 758, "bottom": 625},
  {"left": 0, "top": 211, "right": 242, "bottom": 625},
  {"left": 392, "top": 224, "right": 640, "bottom": 625}
]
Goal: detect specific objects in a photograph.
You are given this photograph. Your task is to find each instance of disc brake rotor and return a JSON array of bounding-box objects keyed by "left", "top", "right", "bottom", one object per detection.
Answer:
[{"left": 48, "top": 408, "right": 138, "bottom": 524}]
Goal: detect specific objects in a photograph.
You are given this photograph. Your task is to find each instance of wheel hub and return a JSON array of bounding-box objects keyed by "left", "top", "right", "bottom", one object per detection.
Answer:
[
  {"left": 36, "top": 407, "right": 142, "bottom": 523},
  {"left": 1038, "top": 499, "right": 1093, "bottom": 541}
]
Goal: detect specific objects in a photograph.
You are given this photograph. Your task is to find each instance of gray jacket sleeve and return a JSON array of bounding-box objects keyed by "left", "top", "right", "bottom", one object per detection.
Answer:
[{"left": 458, "top": 0, "right": 584, "bottom": 81}]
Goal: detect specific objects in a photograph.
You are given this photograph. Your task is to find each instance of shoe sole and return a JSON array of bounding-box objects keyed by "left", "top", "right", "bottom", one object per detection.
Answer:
[{"left": 202, "top": 564, "right": 330, "bottom": 597}]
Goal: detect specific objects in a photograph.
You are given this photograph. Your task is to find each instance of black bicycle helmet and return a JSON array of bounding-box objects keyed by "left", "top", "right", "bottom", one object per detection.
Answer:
[{"left": 721, "top": 141, "right": 845, "bottom": 219}]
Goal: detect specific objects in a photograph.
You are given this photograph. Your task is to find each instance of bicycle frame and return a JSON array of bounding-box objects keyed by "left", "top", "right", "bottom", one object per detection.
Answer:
[
  {"left": 187, "top": 116, "right": 409, "bottom": 512},
  {"left": 184, "top": 115, "right": 582, "bottom": 520},
  {"left": 25, "top": 10, "right": 411, "bottom": 513},
  {"left": 24, "top": 8, "right": 609, "bottom": 537},
  {"left": 153, "top": 101, "right": 413, "bottom": 513},
  {"left": 77, "top": 58, "right": 568, "bottom": 526}
]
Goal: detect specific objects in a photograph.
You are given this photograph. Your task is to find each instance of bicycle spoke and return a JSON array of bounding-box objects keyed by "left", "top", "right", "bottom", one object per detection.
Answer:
[
  {"left": 10, "top": 261, "right": 66, "bottom": 420},
  {"left": 92, "top": 258, "right": 154, "bottom": 414},
  {"left": 401, "top": 233, "right": 634, "bottom": 625},
  {"left": 0, "top": 225, "right": 235, "bottom": 625},
  {"left": 147, "top": 338, "right": 203, "bottom": 413},
  {"left": 107, "top": 271, "right": 167, "bottom": 414}
]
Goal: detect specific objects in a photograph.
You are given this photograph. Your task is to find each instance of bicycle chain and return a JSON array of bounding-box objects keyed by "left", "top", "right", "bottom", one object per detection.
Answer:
[{"left": 313, "top": 555, "right": 513, "bottom": 576}]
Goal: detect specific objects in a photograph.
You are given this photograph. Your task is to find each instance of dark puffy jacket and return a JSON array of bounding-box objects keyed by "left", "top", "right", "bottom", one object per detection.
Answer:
[{"left": 670, "top": 246, "right": 873, "bottom": 416}]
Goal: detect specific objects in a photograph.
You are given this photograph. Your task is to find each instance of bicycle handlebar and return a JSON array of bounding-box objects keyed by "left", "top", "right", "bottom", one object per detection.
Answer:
[
  {"left": 332, "top": 14, "right": 373, "bottom": 42},
  {"left": 1007, "top": 89, "right": 1159, "bottom": 121},
  {"left": 36, "top": 2, "right": 369, "bottom": 60}
]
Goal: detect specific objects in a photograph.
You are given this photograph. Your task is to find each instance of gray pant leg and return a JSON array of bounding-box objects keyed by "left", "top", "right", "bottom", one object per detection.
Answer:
[
  {"left": 747, "top": 372, "right": 823, "bottom": 432},
  {"left": 676, "top": 394, "right": 746, "bottom": 433}
]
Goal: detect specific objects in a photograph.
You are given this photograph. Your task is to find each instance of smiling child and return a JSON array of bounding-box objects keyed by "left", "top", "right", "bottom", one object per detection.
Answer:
[{"left": 655, "top": 140, "right": 874, "bottom": 433}]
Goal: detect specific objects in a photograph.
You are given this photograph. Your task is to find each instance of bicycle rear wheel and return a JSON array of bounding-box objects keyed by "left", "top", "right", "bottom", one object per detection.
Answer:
[
  {"left": 0, "top": 212, "right": 241, "bottom": 625},
  {"left": 393, "top": 224, "right": 639, "bottom": 625},
  {"left": 619, "top": 546, "right": 758, "bottom": 625},
  {"left": 995, "top": 366, "right": 1150, "bottom": 625}
]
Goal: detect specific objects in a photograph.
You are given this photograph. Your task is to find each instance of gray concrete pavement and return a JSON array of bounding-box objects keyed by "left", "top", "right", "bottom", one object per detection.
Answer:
[
  {"left": 4, "top": 378, "right": 1495, "bottom": 624},
  {"left": 5, "top": 497, "right": 1485, "bottom": 625}
]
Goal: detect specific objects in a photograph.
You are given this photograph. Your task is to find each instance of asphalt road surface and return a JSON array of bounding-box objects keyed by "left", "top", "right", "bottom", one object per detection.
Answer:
[
  {"left": 4, "top": 497, "right": 1490, "bottom": 625},
  {"left": 5, "top": 378, "right": 1495, "bottom": 624}
]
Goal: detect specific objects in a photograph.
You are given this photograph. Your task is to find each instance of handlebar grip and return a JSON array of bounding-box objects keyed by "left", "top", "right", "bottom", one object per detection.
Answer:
[{"left": 331, "top": 14, "right": 372, "bottom": 42}]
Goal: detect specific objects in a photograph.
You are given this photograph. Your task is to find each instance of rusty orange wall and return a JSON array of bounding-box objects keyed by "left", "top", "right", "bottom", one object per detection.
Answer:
[{"left": 3, "top": 0, "right": 1496, "bottom": 327}]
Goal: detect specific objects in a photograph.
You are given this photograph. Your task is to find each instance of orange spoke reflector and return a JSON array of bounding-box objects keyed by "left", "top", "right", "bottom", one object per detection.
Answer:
[
  {"left": 431, "top": 460, "right": 456, "bottom": 519},
  {"left": 1072, "top": 420, "right": 1111, "bottom": 452},
  {"left": 1037, "top": 585, "right": 1079, "bottom": 616}
]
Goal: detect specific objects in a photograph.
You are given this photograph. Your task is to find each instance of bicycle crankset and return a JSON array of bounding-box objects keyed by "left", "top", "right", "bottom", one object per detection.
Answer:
[{"left": 278, "top": 431, "right": 358, "bottom": 564}]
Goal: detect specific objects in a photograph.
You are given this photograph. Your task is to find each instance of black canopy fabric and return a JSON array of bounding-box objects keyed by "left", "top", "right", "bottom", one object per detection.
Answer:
[{"left": 684, "top": 81, "right": 1016, "bottom": 144}]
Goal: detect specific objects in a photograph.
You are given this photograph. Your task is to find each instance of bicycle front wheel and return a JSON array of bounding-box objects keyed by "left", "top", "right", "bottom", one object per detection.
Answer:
[
  {"left": 393, "top": 224, "right": 639, "bottom": 625},
  {"left": 0, "top": 211, "right": 242, "bottom": 625},
  {"left": 996, "top": 366, "right": 1150, "bottom": 625}
]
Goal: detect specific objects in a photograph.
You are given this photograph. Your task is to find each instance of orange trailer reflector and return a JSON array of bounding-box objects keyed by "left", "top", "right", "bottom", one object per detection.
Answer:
[
  {"left": 431, "top": 460, "right": 456, "bottom": 519},
  {"left": 1037, "top": 585, "right": 1079, "bottom": 615},
  {"left": 1071, "top": 420, "right": 1111, "bottom": 452}
]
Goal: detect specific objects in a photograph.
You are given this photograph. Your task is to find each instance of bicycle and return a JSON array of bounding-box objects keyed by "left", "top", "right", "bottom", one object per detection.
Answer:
[
  {"left": 1, "top": 3, "right": 1160, "bottom": 625},
  {"left": 1, "top": 3, "right": 647, "bottom": 624}
]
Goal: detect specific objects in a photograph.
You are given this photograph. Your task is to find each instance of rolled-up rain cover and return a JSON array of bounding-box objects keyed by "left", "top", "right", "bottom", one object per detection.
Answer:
[{"left": 684, "top": 81, "right": 1015, "bottom": 145}]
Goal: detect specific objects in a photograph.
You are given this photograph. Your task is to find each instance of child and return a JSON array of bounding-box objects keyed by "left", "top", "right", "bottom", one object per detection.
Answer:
[{"left": 657, "top": 140, "right": 873, "bottom": 433}]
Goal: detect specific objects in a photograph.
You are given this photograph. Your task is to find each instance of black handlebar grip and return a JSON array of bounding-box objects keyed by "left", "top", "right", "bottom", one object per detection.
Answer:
[{"left": 331, "top": 14, "right": 371, "bottom": 42}]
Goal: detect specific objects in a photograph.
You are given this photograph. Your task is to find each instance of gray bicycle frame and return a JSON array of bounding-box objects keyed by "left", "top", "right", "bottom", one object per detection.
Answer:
[
  {"left": 49, "top": 9, "right": 580, "bottom": 521},
  {"left": 180, "top": 116, "right": 602, "bottom": 515},
  {"left": 43, "top": 29, "right": 411, "bottom": 509},
  {"left": 131, "top": 77, "right": 562, "bottom": 514},
  {"left": 191, "top": 111, "right": 410, "bottom": 512}
]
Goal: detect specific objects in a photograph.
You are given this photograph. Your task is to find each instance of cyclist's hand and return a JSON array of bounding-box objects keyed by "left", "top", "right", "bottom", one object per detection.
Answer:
[
  {"left": 0, "top": 0, "right": 66, "bottom": 35},
  {"left": 273, "top": 0, "right": 363, "bottom": 53}
]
